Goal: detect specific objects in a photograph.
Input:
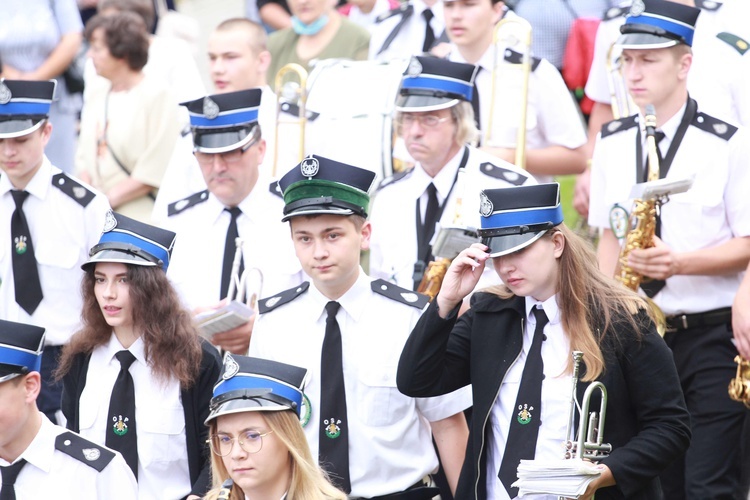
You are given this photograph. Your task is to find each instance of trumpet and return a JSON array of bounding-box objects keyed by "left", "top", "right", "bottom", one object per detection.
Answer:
[
  {"left": 485, "top": 16, "right": 533, "bottom": 169},
  {"left": 563, "top": 351, "right": 612, "bottom": 461},
  {"left": 605, "top": 42, "right": 635, "bottom": 120},
  {"left": 728, "top": 355, "right": 750, "bottom": 408},
  {"left": 226, "top": 237, "right": 264, "bottom": 311},
  {"left": 273, "top": 63, "right": 308, "bottom": 177}
]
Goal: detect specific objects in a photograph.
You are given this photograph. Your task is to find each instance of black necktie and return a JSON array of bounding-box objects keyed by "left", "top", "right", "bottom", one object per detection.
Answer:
[
  {"left": 641, "top": 131, "right": 666, "bottom": 298},
  {"left": 471, "top": 67, "right": 482, "bottom": 135},
  {"left": 10, "top": 191, "right": 43, "bottom": 315},
  {"left": 414, "top": 183, "right": 441, "bottom": 289},
  {"left": 423, "top": 183, "right": 440, "bottom": 256},
  {"left": 422, "top": 9, "right": 436, "bottom": 52},
  {"left": 106, "top": 350, "right": 139, "bottom": 480},
  {"left": 499, "top": 307, "right": 549, "bottom": 497},
  {"left": 0, "top": 459, "right": 27, "bottom": 500},
  {"left": 220, "top": 207, "right": 244, "bottom": 300},
  {"left": 319, "top": 301, "right": 351, "bottom": 494}
]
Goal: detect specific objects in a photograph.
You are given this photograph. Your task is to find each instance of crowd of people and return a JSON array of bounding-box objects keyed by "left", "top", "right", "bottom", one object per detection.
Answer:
[{"left": 1, "top": 0, "right": 749, "bottom": 498}]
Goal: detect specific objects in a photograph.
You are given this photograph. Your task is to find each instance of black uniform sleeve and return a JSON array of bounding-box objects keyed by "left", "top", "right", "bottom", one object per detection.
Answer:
[
  {"left": 397, "top": 298, "right": 474, "bottom": 397},
  {"left": 600, "top": 314, "right": 692, "bottom": 497},
  {"left": 61, "top": 353, "right": 90, "bottom": 433}
]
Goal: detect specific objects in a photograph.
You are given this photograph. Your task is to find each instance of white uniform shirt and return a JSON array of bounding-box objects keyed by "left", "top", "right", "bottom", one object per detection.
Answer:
[
  {"left": 0, "top": 413, "right": 137, "bottom": 499},
  {"left": 588, "top": 106, "right": 750, "bottom": 314},
  {"left": 0, "top": 158, "right": 110, "bottom": 346},
  {"left": 165, "top": 185, "right": 303, "bottom": 308},
  {"left": 347, "top": 0, "right": 399, "bottom": 31},
  {"left": 152, "top": 86, "right": 279, "bottom": 224},
  {"left": 485, "top": 295, "right": 572, "bottom": 500},
  {"left": 78, "top": 335, "right": 190, "bottom": 500},
  {"left": 369, "top": 0, "right": 445, "bottom": 62},
  {"left": 449, "top": 41, "right": 587, "bottom": 184},
  {"left": 250, "top": 270, "right": 472, "bottom": 498},
  {"left": 369, "top": 145, "right": 534, "bottom": 290}
]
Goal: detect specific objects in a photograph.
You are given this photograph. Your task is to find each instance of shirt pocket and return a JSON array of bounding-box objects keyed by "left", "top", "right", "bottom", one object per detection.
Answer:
[
  {"left": 35, "top": 239, "right": 82, "bottom": 296},
  {"left": 356, "top": 366, "right": 410, "bottom": 427},
  {"left": 137, "top": 405, "right": 187, "bottom": 467}
]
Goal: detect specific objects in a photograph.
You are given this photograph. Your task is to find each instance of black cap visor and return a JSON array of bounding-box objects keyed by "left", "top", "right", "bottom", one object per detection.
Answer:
[{"left": 193, "top": 124, "right": 260, "bottom": 154}]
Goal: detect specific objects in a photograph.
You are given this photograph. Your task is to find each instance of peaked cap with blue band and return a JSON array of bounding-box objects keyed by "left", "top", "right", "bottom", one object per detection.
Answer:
[
  {"left": 0, "top": 79, "right": 56, "bottom": 139},
  {"left": 396, "top": 56, "right": 478, "bottom": 112},
  {"left": 278, "top": 154, "right": 376, "bottom": 222},
  {"left": 618, "top": 0, "right": 701, "bottom": 49},
  {"left": 206, "top": 354, "right": 309, "bottom": 424},
  {"left": 478, "top": 183, "right": 563, "bottom": 257},
  {"left": 0, "top": 320, "right": 45, "bottom": 383},
  {"left": 181, "top": 88, "right": 262, "bottom": 154},
  {"left": 84, "top": 211, "right": 176, "bottom": 272}
]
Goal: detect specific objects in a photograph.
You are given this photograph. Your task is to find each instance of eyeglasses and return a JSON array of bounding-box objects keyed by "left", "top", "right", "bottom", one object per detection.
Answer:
[
  {"left": 208, "top": 429, "right": 275, "bottom": 457},
  {"left": 194, "top": 140, "right": 255, "bottom": 166},
  {"left": 398, "top": 114, "right": 450, "bottom": 129}
]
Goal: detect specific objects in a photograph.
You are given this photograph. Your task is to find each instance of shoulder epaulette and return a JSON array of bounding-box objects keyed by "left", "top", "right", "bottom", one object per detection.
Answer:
[
  {"left": 717, "top": 32, "right": 749, "bottom": 55},
  {"left": 269, "top": 180, "right": 283, "bottom": 199},
  {"left": 377, "top": 168, "right": 414, "bottom": 191},
  {"left": 603, "top": 5, "right": 625, "bottom": 20},
  {"left": 279, "top": 101, "right": 320, "bottom": 121},
  {"left": 167, "top": 190, "right": 209, "bottom": 217},
  {"left": 696, "top": 0, "right": 722, "bottom": 11},
  {"left": 376, "top": 3, "right": 413, "bottom": 23},
  {"left": 51, "top": 173, "right": 96, "bottom": 208},
  {"left": 692, "top": 112, "right": 738, "bottom": 141},
  {"left": 478, "top": 162, "right": 528, "bottom": 186},
  {"left": 371, "top": 279, "right": 429, "bottom": 309},
  {"left": 600, "top": 115, "right": 638, "bottom": 138},
  {"left": 503, "top": 49, "right": 542, "bottom": 72},
  {"left": 258, "top": 282, "right": 310, "bottom": 314},
  {"left": 55, "top": 432, "right": 115, "bottom": 472}
]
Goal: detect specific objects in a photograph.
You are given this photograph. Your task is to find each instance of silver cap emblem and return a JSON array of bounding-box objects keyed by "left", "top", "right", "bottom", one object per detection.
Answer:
[
  {"left": 103, "top": 210, "right": 117, "bottom": 232},
  {"left": 203, "top": 96, "right": 220, "bottom": 120},
  {"left": 479, "top": 192, "right": 494, "bottom": 217},
  {"left": 629, "top": 0, "right": 645, "bottom": 16},
  {"left": 222, "top": 354, "right": 240, "bottom": 380},
  {"left": 0, "top": 81, "right": 12, "bottom": 105},
  {"left": 300, "top": 156, "right": 319, "bottom": 178},
  {"left": 407, "top": 58, "right": 422, "bottom": 77}
]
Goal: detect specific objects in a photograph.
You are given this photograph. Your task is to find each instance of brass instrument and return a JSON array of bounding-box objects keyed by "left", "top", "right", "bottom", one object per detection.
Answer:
[
  {"left": 605, "top": 42, "right": 635, "bottom": 120},
  {"left": 485, "top": 16, "right": 533, "bottom": 169},
  {"left": 563, "top": 351, "right": 612, "bottom": 461},
  {"left": 417, "top": 169, "right": 476, "bottom": 301},
  {"left": 217, "top": 478, "right": 234, "bottom": 500},
  {"left": 616, "top": 105, "right": 660, "bottom": 291},
  {"left": 227, "top": 237, "right": 264, "bottom": 311},
  {"left": 729, "top": 355, "right": 750, "bottom": 408},
  {"left": 273, "top": 63, "right": 308, "bottom": 177}
]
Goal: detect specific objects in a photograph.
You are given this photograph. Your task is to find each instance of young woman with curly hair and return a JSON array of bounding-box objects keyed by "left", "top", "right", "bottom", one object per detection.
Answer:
[{"left": 57, "top": 212, "right": 221, "bottom": 499}]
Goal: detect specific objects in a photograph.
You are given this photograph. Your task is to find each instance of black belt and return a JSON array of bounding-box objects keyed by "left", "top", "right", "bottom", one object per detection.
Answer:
[
  {"left": 665, "top": 307, "right": 732, "bottom": 333},
  {"left": 353, "top": 477, "right": 439, "bottom": 500}
]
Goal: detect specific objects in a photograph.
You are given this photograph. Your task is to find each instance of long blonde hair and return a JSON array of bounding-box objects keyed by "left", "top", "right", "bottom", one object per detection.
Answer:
[
  {"left": 203, "top": 410, "right": 347, "bottom": 500},
  {"left": 487, "top": 224, "right": 655, "bottom": 381}
]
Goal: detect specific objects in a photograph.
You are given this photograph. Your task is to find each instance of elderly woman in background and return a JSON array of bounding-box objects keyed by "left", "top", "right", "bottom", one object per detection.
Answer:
[
  {"left": 76, "top": 12, "right": 181, "bottom": 223},
  {"left": 267, "top": 0, "right": 370, "bottom": 81},
  {"left": 0, "top": 0, "right": 84, "bottom": 173}
]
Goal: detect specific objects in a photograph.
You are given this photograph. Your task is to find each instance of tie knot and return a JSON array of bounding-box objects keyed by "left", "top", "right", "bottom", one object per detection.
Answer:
[
  {"left": 115, "top": 350, "right": 137, "bottom": 370},
  {"left": 325, "top": 301, "right": 341, "bottom": 319},
  {"left": 225, "top": 206, "right": 242, "bottom": 219},
  {"left": 422, "top": 8, "right": 434, "bottom": 21},
  {"left": 532, "top": 307, "right": 549, "bottom": 329},
  {"left": 426, "top": 182, "right": 438, "bottom": 197},
  {"left": 1, "top": 459, "right": 27, "bottom": 485},
  {"left": 10, "top": 190, "right": 29, "bottom": 209}
]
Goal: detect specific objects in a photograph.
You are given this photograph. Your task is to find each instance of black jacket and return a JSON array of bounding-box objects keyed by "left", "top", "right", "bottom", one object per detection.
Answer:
[
  {"left": 61, "top": 338, "right": 221, "bottom": 499},
  {"left": 397, "top": 293, "right": 691, "bottom": 499}
]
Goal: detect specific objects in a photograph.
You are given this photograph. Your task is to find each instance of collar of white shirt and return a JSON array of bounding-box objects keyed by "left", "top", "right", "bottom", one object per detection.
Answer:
[
  {"left": 414, "top": 146, "right": 466, "bottom": 202},
  {"left": 639, "top": 100, "right": 688, "bottom": 148},
  {"left": 0, "top": 156, "right": 53, "bottom": 201},
  {"left": 309, "top": 267, "right": 371, "bottom": 324},
  {"left": 524, "top": 294, "right": 561, "bottom": 328},
  {"left": 103, "top": 333, "right": 146, "bottom": 367},
  {"left": 0, "top": 412, "right": 59, "bottom": 473}
]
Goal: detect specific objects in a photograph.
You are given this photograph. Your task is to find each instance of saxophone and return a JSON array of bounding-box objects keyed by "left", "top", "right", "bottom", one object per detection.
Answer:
[
  {"left": 616, "top": 105, "right": 660, "bottom": 291},
  {"left": 729, "top": 356, "right": 750, "bottom": 408}
]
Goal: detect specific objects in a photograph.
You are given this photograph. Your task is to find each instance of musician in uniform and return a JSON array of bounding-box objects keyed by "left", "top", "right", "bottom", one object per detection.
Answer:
[
  {"left": 369, "top": 0, "right": 444, "bottom": 61},
  {"left": 250, "top": 155, "right": 471, "bottom": 498},
  {"left": 587, "top": 1, "right": 750, "bottom": 497},
  {"left": 369, "top": 56, "right": 533, "bottom": 292},
  {"left": 442, "top": 0, "right": 588, "bottom": 181},
  {"left": 0, "top": 79, "right": 110, "bottom": 423},
  {"left": 0, "top": 319, "right": 138, "bottom": 499},
  {"left": 164, "top": 89, "right": 303, "bottom": 355},
  {"left": 397, "top": 183, "right": 690, "bottom": 500}
]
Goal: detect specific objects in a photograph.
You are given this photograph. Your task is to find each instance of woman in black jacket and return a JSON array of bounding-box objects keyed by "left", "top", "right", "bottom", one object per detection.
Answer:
[
  {"left": 397, "top": 183, "right": 690, "bottom": 500},
  {"left": 56, "top": 211, "right": 221, "bottom": 499}
]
